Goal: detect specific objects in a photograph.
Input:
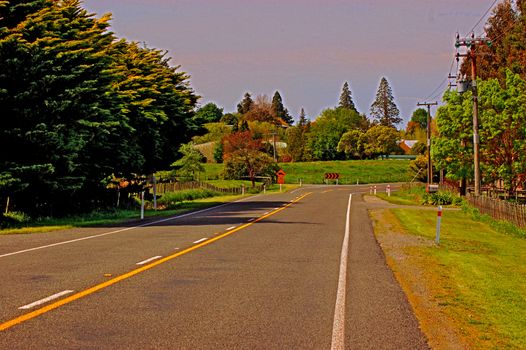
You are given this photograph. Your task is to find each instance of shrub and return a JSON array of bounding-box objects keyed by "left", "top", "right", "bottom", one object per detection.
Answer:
[
  {"left": 1, "top": 211, "right": 30, "bottom": 228},
  {"left": 422, "top": 190, "right": 462, "bottom": 206}
]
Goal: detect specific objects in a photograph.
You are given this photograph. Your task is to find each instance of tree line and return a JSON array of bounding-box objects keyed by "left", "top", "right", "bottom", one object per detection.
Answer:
[
  {"left": 432, "top": 0, "right": 526, "bottom": 194},
  {"left": 0, "top": 0, "right": 198, "bottom": 216},
  {"left": 180, "top": 77, "right": 406, "bottom": 186}
]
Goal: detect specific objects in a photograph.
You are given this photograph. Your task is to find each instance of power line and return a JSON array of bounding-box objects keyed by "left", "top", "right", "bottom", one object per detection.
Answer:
[
  {"left": 420, "top": 1, "right": 499, "bottom": 106},
  {"left": 468, "top": 0, "right": 499, "bottom": 35},
  {"left": 422, "top": 76, "right": 447, "bottom": 101}
]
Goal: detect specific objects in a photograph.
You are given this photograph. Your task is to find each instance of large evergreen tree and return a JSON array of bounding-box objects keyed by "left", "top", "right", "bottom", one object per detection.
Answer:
[
  {"left": 271, "top": 90, "right": 293, "bottom": 125},
  {"left": 338, "top": 81, "right": 357, "bottom": 113},
  {"left": 0, "top": 0, "right": 123, "bottom": 215},
  {"left": 237, "top": 92, "right": 253, "bottom": 114},
  {"left": 459, "top": 0, "right": 526, "bottom": 83},
  {"left": 370, "top": 77, "right": 401, "bottom": 127},
  {"left": 110, "top": 40, "right": 197, "bottom": 175},
  {"left": 0, "top": 0, "right": 197, "bottom": 216},
  {"left": 286, "top": 108, "right": 310, "bottom": 161}
]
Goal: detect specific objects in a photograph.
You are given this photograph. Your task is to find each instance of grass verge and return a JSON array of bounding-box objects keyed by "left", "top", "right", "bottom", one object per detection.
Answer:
[
  {"left": 371, "top": 207, "right": 526, "bottom": 349},
  {"left": 0, "top": 193, "right": 249, "bottom": 236}
]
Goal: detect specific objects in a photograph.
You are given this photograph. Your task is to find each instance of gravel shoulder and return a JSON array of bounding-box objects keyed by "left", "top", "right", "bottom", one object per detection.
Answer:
[{"left": 366, "top": 195, "right": 469, "bottom": 349}]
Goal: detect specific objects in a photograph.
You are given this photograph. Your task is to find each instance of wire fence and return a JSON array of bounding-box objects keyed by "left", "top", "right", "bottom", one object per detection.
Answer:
[
  {"left": 155, "top": 181, "right": 265, "bottom": 195},
  {"left": 466, "top": 194, "right": 526, "bottom": 228}
]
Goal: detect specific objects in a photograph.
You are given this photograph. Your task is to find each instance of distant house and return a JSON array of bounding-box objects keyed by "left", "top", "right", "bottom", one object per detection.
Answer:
[{"left": 398, "top": 140, "right": 418, "bottom": 154}]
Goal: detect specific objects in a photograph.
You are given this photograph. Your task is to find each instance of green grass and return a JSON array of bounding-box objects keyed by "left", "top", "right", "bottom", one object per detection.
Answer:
[
  {"left": 0, "top": 193, "right": 250, "bottom": 235},
  {"left": 377, "top": 183, "right": 427, "bottom": 205},
  {"left": 202, "top": 159, "right": 411, "bottom": 185},
  {"left": 206, "top": 179, "right": 262, "bottom": 188},
  {"left": 392, "top": 208, "right": 526, "bottom": 349},
  {"left": 279, "top": 159, "right": 411, "bottom": 184}
]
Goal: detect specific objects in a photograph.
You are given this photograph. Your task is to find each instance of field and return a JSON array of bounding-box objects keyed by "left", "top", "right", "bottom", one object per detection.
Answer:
[
  {"left": 371, "top": 190, "right": 526, "bottom": 349},
  {"left": 203, "top": 159, "right": 412, "bottom": 184}
]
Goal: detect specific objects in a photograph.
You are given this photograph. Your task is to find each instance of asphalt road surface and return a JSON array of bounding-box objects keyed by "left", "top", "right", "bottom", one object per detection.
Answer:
[{"left": 0, "top": 185, "right": 429, "bottom": 349}]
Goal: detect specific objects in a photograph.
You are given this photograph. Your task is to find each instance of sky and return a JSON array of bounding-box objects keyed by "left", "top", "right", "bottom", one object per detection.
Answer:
[{"left": 82, "top": 0, "right": 494, "bottom": 125}]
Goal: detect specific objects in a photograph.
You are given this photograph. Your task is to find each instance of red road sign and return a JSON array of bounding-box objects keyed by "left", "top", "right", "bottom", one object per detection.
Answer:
[
  {"left": 324, "top": 173, "right": 339, "bottom": 179},
  {"left": 276, "top": 169, "right": 286, "bottom": 184}
]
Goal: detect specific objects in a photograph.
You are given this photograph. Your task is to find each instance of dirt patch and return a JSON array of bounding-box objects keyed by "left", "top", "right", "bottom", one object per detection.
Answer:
[
  {"left": 363, "top": 195, "right": 389, "bottom": 204},
  {"left": 370, "top": 209, "right": 469, "bottom": 350}
]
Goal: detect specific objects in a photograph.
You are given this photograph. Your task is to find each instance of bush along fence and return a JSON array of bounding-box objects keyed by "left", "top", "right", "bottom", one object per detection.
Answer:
[
  {"left": 467, "top": 194, "right": 526, "bottom": 228},
  {"left": 155, "top": 181, "right": 265, "bottom": 196}
]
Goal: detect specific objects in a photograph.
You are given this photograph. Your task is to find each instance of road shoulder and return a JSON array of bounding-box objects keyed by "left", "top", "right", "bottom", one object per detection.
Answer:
[{"left": 369, "top": 206, "right": 468, "bottom": 349}]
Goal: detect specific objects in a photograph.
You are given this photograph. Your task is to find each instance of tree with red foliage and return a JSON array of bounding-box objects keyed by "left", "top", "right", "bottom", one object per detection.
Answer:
[{"left": 222, "top": 131, "right": 278, "bottom": 187}]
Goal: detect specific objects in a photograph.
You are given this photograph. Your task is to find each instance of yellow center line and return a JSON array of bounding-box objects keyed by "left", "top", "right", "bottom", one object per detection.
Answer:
[{"left": 0, "top": 192, "right": 312, "bottom": 331}]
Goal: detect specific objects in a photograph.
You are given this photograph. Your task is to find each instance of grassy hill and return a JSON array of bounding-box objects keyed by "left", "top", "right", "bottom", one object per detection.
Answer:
[{"left": 203, "top": 159, "right": 412, "bottom": 184}]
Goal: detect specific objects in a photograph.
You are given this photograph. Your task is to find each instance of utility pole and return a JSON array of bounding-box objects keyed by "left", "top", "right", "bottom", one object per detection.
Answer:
[
  {"left": 455, "top": 33, "right": 491, "bottom": 196},
  {"left": 272, "top": 131, "right": 277, "bottom": 162},
  {"left": 417, "top": 101, "right": 438, "bottom": 186}
]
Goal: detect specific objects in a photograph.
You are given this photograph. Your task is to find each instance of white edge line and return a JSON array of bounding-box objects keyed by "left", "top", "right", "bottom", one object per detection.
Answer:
[
  {"left": 330, "top": 194, "right": 352, "bottom": 350},
  {"left": 19, "top": 290, "right": 74, "bottom": 310},
  {"left": 0, "top": 194, "right": 263, "bottom": 259},
  {"left": 136, "top": 255, "right": 163, "bottom": 265},
  {"left": 226, "top": 226, "right": 236, "bottom": 230},
  {"left": 193, "top": 238, "right": 207, "bottom": 244}
]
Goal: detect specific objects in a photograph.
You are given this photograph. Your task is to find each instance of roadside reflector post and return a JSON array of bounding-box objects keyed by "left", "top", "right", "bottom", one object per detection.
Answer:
[
  {"left": 387, "top": 184, "right": 391, "bottom": 197},
  {"left": 5, "top": 196, "right": 10, "bottom": 214},
  {"left": 436, "top": 205, "right": 443, "bottom": 244},
  {"left": 263, "top": 185, "right": 266, "bottom": 194},
  {"left": 242, "top": 184, "right": 245, "bottom": 195},
  {"left": 369, "top": 186, "right": 372, "bottom": 194},
  {"left": 280, "top": 184, "right": 283, "bottom": 192},
  {"left": 153, "top": 174, "right": 157, "bottom": 210},
  {"left": 299, "top": 178, "right": 302, "bottom": 187},
  {"left": 140, "top": 191, "right": 145, "bottom": 220},
  {"left": 374, "top": 185, "right": 377, "bottom": 195}
]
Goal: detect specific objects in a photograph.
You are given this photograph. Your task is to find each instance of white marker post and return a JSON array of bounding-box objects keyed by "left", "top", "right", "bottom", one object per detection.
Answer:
[
  {"left": 436, "top": 205, "right": 443, "bottom": 244},
  {"left": 374, "top": 185, "right": 377, "bottom": 195},
  {"left": 242, "top": 184, "right": 245, "bottom": 196},
  {"left": 153, "top": 174, "right": 157, "bottom": 210},
  {"left": 369, "top": 186, "right": 372, "bottom": 195},
  {"left": 387, "top": 184, "right": 391, "bottom": 197},
  {"left": 140, "top": 191, "right": 145, "bottom": 220}
]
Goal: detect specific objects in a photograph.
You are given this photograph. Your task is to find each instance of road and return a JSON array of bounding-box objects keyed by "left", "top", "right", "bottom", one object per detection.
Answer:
[{"left": 0, "top": 185, "right": 429, "bottom": 349}]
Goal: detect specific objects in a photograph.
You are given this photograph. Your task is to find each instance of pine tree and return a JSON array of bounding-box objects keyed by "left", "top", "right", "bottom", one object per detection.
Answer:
[
  {"left": 370, "top": 77, "right": 401, "bottom": 127},
  {"left": 286, "top": 108, "right": 310, "bottom": 161},
  {"left": 298, "top": 108, "right": 308, "bottom": 127},
  {"left": 338, "top": 82, "right": 357, "bottom": 113},
  {"left": 271, "top": 91, "right": 293, "bottom": 125},
  {"left": 237, "top": 92, "right": 253, "bottom": 114}
]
